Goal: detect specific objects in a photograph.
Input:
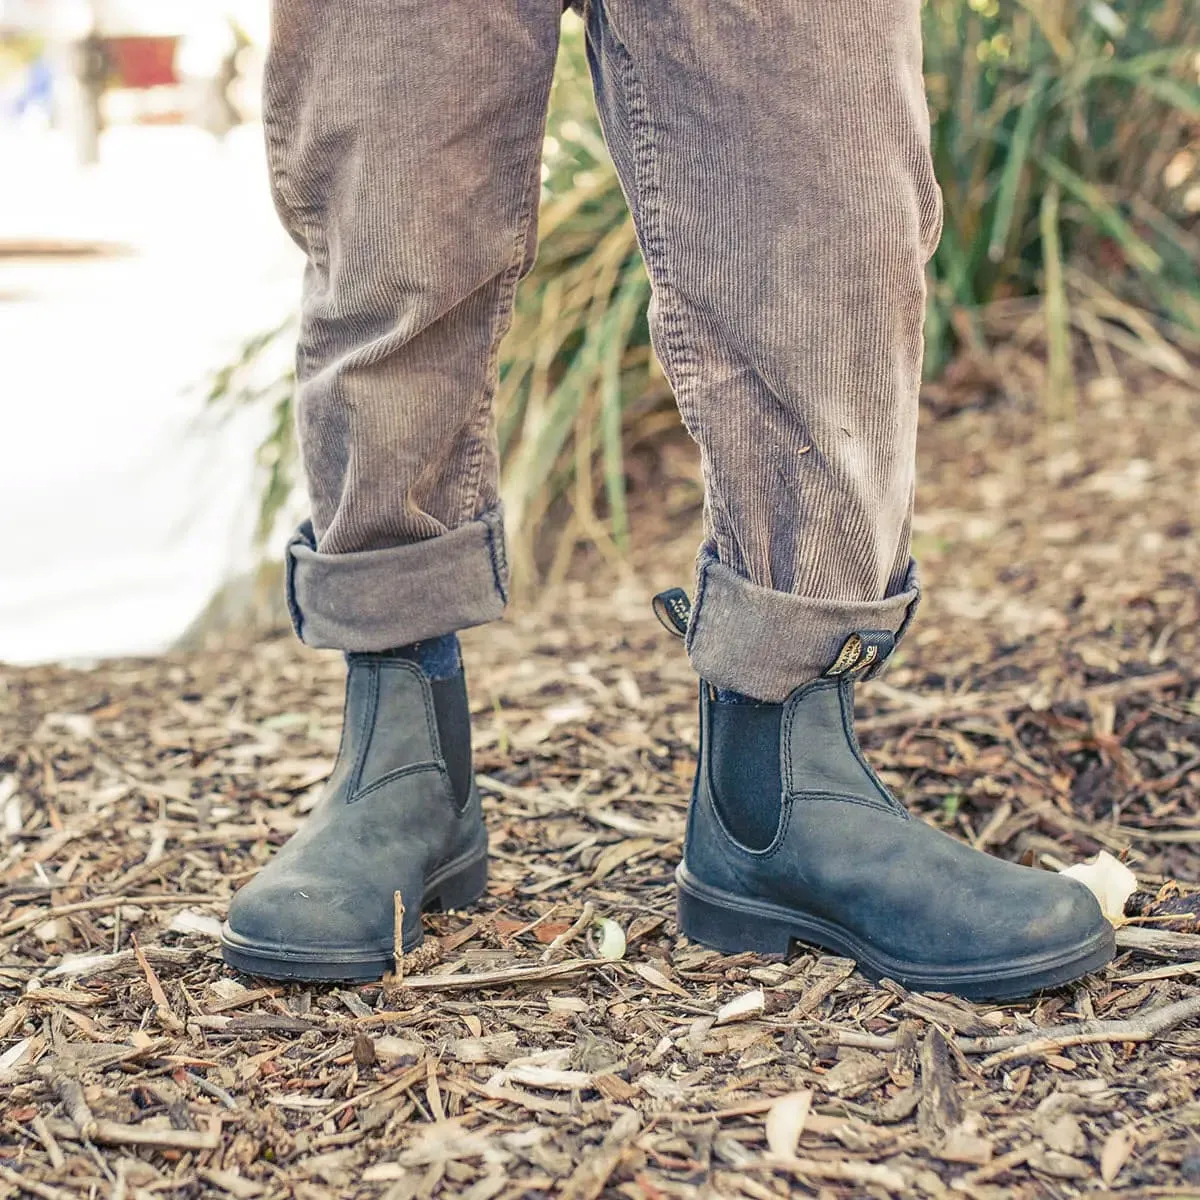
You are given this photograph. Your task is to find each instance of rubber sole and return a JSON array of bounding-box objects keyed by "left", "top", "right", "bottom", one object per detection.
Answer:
[
  {"left": 220, "top": 848, "right": 488, "bottom": 982},
  {"left": 676, "top": 864, "right": 1116, "bottom": 1001}
]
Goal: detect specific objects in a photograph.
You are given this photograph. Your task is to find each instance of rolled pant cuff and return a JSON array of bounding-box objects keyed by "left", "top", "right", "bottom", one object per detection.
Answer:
[
  {"left": 686, "top": 550, "right": 920, "bottom": 703},
  {"left": 284, "top": 508, "right": 508, "bottom": 651}
]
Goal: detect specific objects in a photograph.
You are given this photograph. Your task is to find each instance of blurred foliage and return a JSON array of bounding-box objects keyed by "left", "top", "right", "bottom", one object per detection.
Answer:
[
  {"left": 214, "top": 1, "right": 1200, "bottom": 582},
  {"left": 922, "top": 0, "right": 1200, "bottom": 389}
]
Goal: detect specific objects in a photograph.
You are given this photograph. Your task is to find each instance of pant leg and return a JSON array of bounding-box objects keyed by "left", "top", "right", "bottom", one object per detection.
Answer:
[
  {"left": 266, "top": 0, "right": 562, "bottom": 651},
  {"left": 583, "top": 0, "right": 942, "bottom": 701}
]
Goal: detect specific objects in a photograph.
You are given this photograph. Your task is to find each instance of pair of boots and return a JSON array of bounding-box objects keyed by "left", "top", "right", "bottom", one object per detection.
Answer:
[{"left": 221, "top": 601, "right": 1113, "bottom": 1000}]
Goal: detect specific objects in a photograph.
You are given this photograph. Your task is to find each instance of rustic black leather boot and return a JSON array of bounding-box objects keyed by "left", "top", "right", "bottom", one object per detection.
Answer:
[
  {"left": 656, "top": 597, "right": 1115, "bottom": 1000},
  {"left": 221, "top": 652, "right": 488, "bottom": 981}
]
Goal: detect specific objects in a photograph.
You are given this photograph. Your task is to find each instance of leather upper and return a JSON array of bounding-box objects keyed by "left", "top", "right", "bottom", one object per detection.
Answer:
[
  {"left": 685, "top": 674, "right": 1109, "bottom": 969},
  {"left": 225, "top": 657, "right": 485, "bottom": 955}
]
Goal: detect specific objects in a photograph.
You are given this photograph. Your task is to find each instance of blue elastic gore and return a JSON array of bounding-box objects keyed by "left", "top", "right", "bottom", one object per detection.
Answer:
[
  {"left": 713, "top": 687, "right": 768, "bottom": 705},
  {"left": 394, "top": 633, "right": 462, "bottom": 682}
]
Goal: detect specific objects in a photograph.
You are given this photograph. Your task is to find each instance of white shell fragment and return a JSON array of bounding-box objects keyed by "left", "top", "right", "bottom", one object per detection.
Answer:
[
  {"left": 1060, "top": 851, "right": 1138, "bottom": 924},
  {"left": 593, "top": 916, "right": 627, "bottom": 960}
]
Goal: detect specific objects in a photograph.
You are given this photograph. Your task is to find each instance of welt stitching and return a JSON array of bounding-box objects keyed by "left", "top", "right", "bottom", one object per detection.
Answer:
[
  {"left": 782, "top": 693, "right": 797, "bottom": 795},
  {"left": 785, "top": 789, "right": 899, "bottom": 817},
  {"left": 839, "top": 680, "right": 907, "bottom": 816},
  {"left": 349, "top": 761, "right": 444, "bottom": 805},
  {"left": 781, "top": 678, "right": 836, "bottom": 795},
  {"left": 347, "top": 662, "right": 379, "bottom": 794}
]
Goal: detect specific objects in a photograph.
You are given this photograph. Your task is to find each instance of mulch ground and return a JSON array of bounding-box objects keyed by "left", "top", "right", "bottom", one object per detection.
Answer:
[{"left": 2, "top": 363, "right": 1200, "bottom": 1200}]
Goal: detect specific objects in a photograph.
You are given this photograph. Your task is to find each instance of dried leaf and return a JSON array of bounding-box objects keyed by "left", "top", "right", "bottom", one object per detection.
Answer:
[
  {"left": 593, "top": 916, "right": 627, "bottom": 960},
  {"left": 0, "top": 1036, "right": 34, "bottom": 1076},
  {"left": 1100, "top": 1127, "right": 1136, "bottom": 1185},
  {"left": 765, "top": 1089, "right": 812, "bottom": 1158},
  {"left": 716, "top": 988, "right": 764, "bottom": 1025},
  {"left": 632, "top": 962, "right": 688, "bottom": 997},
  {"left": 1061, "top": 851, "right": 1137, "bottom": 924},
  {"left": 167, "top": 909, "right": 223, "bottom": 938}
]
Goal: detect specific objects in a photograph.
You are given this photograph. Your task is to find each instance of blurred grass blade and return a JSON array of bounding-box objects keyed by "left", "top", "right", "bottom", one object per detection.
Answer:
[
  {"left": 1040, "top": 181, "right": 1075, "bottom": 419},
  {"left": 987, "top": 71, "right": 1046, "bottom": 263}
]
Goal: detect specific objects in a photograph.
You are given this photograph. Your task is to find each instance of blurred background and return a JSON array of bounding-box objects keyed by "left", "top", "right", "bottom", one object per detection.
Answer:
[{"left": 1, "top": 0, "right": 1198, "bottom": 665}]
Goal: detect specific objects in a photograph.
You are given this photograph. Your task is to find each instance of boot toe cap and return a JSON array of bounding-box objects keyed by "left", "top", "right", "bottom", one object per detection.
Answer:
[
  {"left": 225, "top": 873, "right": 396, "bottom": 955},
  {"left": 1018, "top": 873, "right": 1111, "bottom": 955}
]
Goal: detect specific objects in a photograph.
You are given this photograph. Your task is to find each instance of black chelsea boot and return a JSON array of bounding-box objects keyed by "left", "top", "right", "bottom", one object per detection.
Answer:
[
  {"left": 657, "top": 597, "right": 1115, "bottom": 1000},
  {"left": 221, "top": 653, "right": 488, "bottom": 981}
]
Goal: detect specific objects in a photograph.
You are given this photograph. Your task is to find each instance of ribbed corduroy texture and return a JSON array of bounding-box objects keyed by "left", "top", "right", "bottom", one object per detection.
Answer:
[{"left": 267, "top": 0, "right": 943, "bottom": 700}]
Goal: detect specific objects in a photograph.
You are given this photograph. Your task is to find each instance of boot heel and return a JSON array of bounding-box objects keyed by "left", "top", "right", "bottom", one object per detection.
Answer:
[
  {"left": 677, "top": 872, "right": 793, "bottom": 956},
  {"left": 425, "top": 851, "right": 488, "bottom": 912}
]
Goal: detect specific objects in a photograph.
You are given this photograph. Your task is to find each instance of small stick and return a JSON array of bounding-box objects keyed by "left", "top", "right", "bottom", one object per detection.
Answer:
[
  {"left": 54, "top": 1076, "right": 96, "bottom": 1140},
  {"left": 132, "top": 935, "right": 183, "bottom": 1032},
  {"left": 0, "top": 894, "right": 217, "bottom": 937},
  {"left": 40, "top": 1111, "right": 220, "bottom": 1152},
  {"left": 31, "top": 1113, "right": 65, "bottom": 1170},
  {"left": 88, "top": 1119, "right": 220, "bottom": 1152},
  {"left": 185, "top": 1070, "right": 239, "bottom": 1111},
  {"left": 402, "top": 959, "right": 597, "bottom": 991},
  {"left": 1116, "top": 926, "right": 1200, "bottom": 956},
  {"left": 393, "top": 891, "right": 406, "bottom": 981},
  {"left": 964, "top": 994, "right": 1200, "bottom": 1069},
  {"left": 541, "top": 901, "right": 595, "bottom": 964},
  {"left": 0, "top": 1163, "right": 74, "bottom": 1200},
  {"left": 816, "top": 993, "right": 1200, "bottom": 1063}
]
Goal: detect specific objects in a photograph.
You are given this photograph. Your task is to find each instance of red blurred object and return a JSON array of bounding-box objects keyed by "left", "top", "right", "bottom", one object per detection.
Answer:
[{"left": 104, "top": 35, "right": 180, "bottom": 89}]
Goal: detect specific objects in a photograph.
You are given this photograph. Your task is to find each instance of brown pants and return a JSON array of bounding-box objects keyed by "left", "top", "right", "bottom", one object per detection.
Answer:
[{"left": 269, "top": 0, "right": 942, "bottom": 700}]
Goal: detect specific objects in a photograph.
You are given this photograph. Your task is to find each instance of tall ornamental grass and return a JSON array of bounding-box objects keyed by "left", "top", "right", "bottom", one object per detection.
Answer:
[{"left": 215, "top": 1, "right": 1200, "bottom": 584}]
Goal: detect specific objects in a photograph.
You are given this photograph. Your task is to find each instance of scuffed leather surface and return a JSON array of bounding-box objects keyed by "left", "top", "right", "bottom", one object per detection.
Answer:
[
  {"left": 686, "top": 678, "right": 1108, "bottom": 969},
  {"left": 226, "top": 657, "right": 484, "bottom": 954}
]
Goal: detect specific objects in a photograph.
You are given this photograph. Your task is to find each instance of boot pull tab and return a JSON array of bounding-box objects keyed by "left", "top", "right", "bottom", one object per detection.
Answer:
[
  {"left": 652, "top": 588, "right": 691, "bottom": 639},
  {"left": 825, "top": 630, "right": 896, "bottom": 678}
]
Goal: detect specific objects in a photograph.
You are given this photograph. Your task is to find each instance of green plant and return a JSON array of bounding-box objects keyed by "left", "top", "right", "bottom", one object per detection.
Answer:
[
  {"left": 215, "top": 2, "right": 1200, "bottom": 584},
  {"left": 922, "top": 0, "right": 1200, "bottom": 388}
]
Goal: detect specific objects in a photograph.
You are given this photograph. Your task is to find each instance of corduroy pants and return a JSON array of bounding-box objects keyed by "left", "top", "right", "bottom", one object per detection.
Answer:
[{"left": 269, "top": 0, "right": 943, "bottom": 702}]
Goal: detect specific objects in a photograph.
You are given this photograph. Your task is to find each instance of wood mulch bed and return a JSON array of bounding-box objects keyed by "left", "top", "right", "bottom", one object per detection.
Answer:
[{"left": 2, "top": 368, "right": 1199, "bottom": 1199}]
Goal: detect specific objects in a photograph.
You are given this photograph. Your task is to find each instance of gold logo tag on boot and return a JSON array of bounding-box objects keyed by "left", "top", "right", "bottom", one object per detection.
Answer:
[{"left": 825, "top": 632, "right": 895, "bottom": 677}]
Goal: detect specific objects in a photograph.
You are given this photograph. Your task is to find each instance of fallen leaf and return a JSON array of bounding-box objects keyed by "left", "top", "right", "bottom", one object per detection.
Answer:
[
  {"left": 0, "top": 1036, "right": 34, "bottom": 1075},
  {"left": 1100, "top": 1126, "right": 1136, "bottom": 1185},
  {"left": 167, "top": 909, "right": 223, "bottom": 938},
  {"left": 716, "top": 988, "right": 764, "bottom": 1025},
  {"left": 588, "top": 837, "right": 656, "bottom": 883},
  {"left": 632, "top": 962, "right": 688, "bottom": 997},
  {"left": 532, "top": 922, "right": 572, "bottom": 944},
  {"left": 593, "top": 917, "right": 627, "bottom": 960},
  {"left": 765, "top": 1089, "right": 812, "bottom": 1158},
  {"left": 1061, "top": 851, "right": 1137, "bottom": 924}
]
